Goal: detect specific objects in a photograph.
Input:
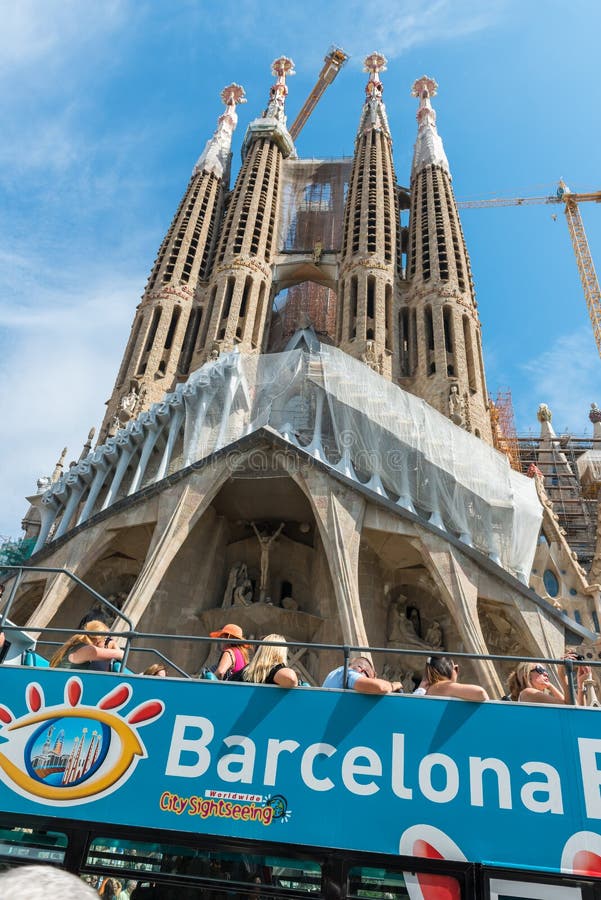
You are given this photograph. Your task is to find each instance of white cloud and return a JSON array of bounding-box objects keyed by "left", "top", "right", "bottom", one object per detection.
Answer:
[
  {"left": 0, "top": 269, "right": 141, "bottom": 538},
  {"left": 0, "top": 0, "right": 128, "bottom": 76},
  {"left": 517, "top": 328, "right": 600, "bottom": 435},
  {"left": 338, "top": 0, "right": 504, "bottom": 60}
]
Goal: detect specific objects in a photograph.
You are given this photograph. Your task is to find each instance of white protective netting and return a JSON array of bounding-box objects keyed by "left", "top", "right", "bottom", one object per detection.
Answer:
[
  {"left": 278, "top": 158, "right": 352, "bottom": 252},
  {"left": 182, "top": 345, "right": 542, "bottom": 580}
]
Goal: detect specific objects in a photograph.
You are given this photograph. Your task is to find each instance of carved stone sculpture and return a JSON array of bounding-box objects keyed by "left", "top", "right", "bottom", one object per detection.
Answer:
[
  {"left": 362, "top": 340, "right": 382, "bottom": 374},
  {"left": 424, "top": 619, "right": 444, "bottom": 649},
  {"left": 233, "top": 566, "right": 253, "bottom": 607},
  {"left": 387, "top": 594, "right": 429, "bottom": 650},
  {"left": 251, "top": 521, "right": 285, "bottom": 602},
  {"left": 449, "top": 383, "right": 464, "bottom": 426},
  {"left": 222, "top": 561, "right": 253, "bottom": 608}
]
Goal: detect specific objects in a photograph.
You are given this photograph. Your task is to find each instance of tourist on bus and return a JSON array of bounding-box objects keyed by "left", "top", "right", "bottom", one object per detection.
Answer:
[
  {"left": 99, "top": 877, "right": 122, "bottom": 898},
  {"left": 209, "top": 622, "right": 250, "bottom": 680},
  {"left": 143, "top": 662, "right": 167, "bottom": 677},
  {"left": 423, "top": 656, "right": 489, "bottom": 701},
  {"left": 322, "top": 657, "right": 402, "bottom": 694},
  {"left": 512, "top": 655, "right": 591, "bottom": 705},
  {"left": 49, "top": 620, "right": 124, "bottom": 671},
  {"left": 242, "top": 633, "right": 298, "bottom": 687}
]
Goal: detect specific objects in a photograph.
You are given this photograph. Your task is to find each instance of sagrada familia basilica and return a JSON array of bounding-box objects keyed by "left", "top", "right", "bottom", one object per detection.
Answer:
[{"left": 8, "top": 53, "right": 601, "bottom": 693}]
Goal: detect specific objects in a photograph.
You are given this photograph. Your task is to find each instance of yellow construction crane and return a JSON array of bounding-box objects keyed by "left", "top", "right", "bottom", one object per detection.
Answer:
[
  {"left": 288, "top": 47, "right": 349, "bottom": 142},
  {"left": 457, "top": 181, "right": 601, "bottom": 357}
]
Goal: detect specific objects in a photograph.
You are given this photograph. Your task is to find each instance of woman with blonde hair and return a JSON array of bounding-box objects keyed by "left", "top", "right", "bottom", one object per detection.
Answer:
[
  {"left": 50, "top": 620, "right": 124, "bottom": 671},
  {"left": 511, "top": 656, "right": 590, "bottom": 705},
  {"left": 423, "top": 656, "right": 488, "bottom": 701},
  {"left": 242, "top": 634, "right": 298, "bottom": 687}
]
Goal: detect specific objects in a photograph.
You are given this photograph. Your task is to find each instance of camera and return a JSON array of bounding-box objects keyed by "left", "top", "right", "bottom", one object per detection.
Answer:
[{"left": 575, "top": 653, "right": 585, "bottom": 661}]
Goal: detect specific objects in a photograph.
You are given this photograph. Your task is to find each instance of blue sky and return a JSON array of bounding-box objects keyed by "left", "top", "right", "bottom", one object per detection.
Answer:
[{"left": 1, "top": 0, "right": 600, "bottom": 538}]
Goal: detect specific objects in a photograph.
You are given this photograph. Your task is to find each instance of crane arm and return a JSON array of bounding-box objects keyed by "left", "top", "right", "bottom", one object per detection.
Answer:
[
  {"left": 456, "top": 184, "right": 601, "bottom": 358},
  {"left": 288, "top": 47, "right": 349, "bottom": 142},
  {"left": 563, "top": 196, "right": 601, "bottom": 357},
  {"left": 457, "top": 191, "right": 601, "bottom": 209}
]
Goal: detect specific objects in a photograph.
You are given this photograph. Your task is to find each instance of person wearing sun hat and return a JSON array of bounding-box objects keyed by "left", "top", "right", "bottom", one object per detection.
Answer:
[{"left": 209, "top": 623, "right": 250, "bottom": 680}]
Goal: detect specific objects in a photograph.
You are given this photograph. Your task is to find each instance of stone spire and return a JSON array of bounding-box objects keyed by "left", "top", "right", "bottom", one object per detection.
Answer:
[
  {"left": 336, "top": 53, "right": 400, "bottom": 380},
  {"left": 590, "top": 402, "right": 601, "bottom": 444},
  {"left": 98, "top": 86, "right": 244, "bottom": 442},
  {"left": 78, "top": 427, "right": 95, "bottom": 461},
  {"left": 193, "top": 84, "right": 246, "bottom": 180},
  {"left": 51, "top": 448, "right": 67, "bottom": 483},
  {"left": 402, "top": 75, "right": 491, "bottom": 442},
  {"left": 241, "top": 57, "right": 296, "bottom": 159},
  {"left": 411, "top": 76, "right": 450, "bottom": 176},
  {"left": 264, "top": 56, "right": 295, "bottom": 124},
  {"left": 201, "top": 58, "right": 295, "bottom": 358},
  {"left": 355, "top": 52, "right": 391, "bottom": 138}
]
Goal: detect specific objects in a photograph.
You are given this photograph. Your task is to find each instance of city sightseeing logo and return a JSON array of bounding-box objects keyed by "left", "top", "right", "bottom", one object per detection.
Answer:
[{"left": 0, "top": 677, "right": 164, "bottom": 806}]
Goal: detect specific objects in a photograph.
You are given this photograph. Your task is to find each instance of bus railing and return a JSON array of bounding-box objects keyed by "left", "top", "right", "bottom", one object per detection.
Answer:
[
  {"left": 1, "top": 620, "right": 600, "bottom": 702},
  {"left": 1, "top": 565, "right": 600, "bottom": 703}
]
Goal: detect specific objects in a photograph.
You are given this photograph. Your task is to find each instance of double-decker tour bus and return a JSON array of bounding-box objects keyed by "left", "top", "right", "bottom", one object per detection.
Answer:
[{"left": 0, "top": 622, "right": 600, "bottom": 899}]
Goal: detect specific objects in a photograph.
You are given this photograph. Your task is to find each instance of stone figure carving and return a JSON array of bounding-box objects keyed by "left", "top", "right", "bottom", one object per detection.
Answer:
[
  {"left": 120, "top": 385, "right": 139, "bottom": 417},
  {"left": 251, "top": 522, "right": 285, "bottom": 601},
  {"left": 233, "top": 564, "right": 253, "bottom": 607},
  {"left": 449, "top": 383, "right": 464, "bottom": 425},
  {"left": 281, "top": 596, "right": 298, "bottom": 611},
  {"left": 222, "top": 562, "right": 253, "bottom": 608},
  {"left": 362, "top": 340, "right": 382, "bottom": 374},
  {"left": 424, "top": 620, "right": 444, "bottom": 649},
  {"left": 406, "top": 605, "right": 422, "bottom": 639},
  {"left": 537, "top": 403, "right": 552, "bottom": 424},
  {"left": 209, "top": 344, "right": 220, "bottom": 361},
  {"left": 36, "top": 475, "right": 51, "bottom": 493},
  {"left": 387, "top": 594, "right": 429, "bottom": 649}
]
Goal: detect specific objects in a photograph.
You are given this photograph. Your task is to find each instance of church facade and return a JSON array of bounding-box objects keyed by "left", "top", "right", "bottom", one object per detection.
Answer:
[{"left": 12, "top": 54, "right": 601, "bottom": 691}]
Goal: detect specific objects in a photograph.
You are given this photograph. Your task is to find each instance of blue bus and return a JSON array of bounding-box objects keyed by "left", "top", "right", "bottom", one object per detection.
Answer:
[{"left": 0, "top": 645, "right": 600, "bottom": 899}]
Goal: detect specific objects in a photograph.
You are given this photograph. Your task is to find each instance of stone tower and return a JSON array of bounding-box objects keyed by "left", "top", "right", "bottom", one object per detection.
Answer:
[
  {"left": 403, "top": 77, "right": 492, "bottom": 441},
  {"left": 336, "top": 53, "right": 400, "bottom": 380},
  {"left": 98, "top": 84, "right": 246, "bottom": 443},
  {"left": 196, "top": 58, "right": 296, "bottom": 362}
]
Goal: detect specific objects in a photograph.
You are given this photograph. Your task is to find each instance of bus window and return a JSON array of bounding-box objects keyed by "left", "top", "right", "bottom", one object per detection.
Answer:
[
  {"left": 85, "top": 837, "right": 323, "bottom": 895},
  {"left": 489, "top": 878, "right": 584, "bottom": 899},
  {"left": 347, "top": 864, "right": 462, "bottom": 900},
  {"left": 0, "top": 826, "right": 67, "bottom": 867}
]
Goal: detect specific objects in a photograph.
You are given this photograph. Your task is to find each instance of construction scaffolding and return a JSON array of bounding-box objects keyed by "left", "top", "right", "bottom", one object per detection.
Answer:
[
  {"left": 269, "top": 282, "right": 337, "bottom": 351},
  {"left": 517, "top": 434, "right": 598, "bottom": 570},
  {"left": 278, "top": 158, "right": 352, "bottom": 253},
  {"left": 490, "top": 389, "right": 522, "bottom": 472}
]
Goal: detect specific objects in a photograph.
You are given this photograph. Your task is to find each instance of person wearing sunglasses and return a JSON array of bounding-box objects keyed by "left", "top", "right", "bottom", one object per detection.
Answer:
[
  {"left": 322, "top": 657, "right": 402, "bottom": 693},
  {"left": 512, "top": 655, "right": 591, "bottom": 705},
  {"left": 422, "top": 655, "right": 489, "bottom": 701}
]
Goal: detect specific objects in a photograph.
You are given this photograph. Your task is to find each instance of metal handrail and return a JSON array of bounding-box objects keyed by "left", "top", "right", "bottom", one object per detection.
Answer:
[
  {"left": 0, "top": 565, "right": 134, "bottom": 667},
  {"left": 2, "top": 566, "right": 599, "bottom": 701}
]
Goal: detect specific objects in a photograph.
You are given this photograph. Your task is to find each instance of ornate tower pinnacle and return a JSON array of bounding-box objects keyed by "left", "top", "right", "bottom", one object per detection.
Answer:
[
  {"left": 404, "top": 75, "right": 491, "bottom": 441},
  {"left": 265, "top": 56, "right": 295, "bottom": 123},
  {"left": 355, "top": 52, "right": 391, "bottom": 138},
  {"left": 364, "top": 52, "right": 387, "bottom": 95},
  {"left": 203, "top": 56, "right": 295, "bottom": 358},
  {"left": 336, "top": 51, "right": 400, "bottom": 379},
  {"left": 193, "top": 83, "right": 246, "bottom": 179},
  {"left": 411, "top": 75, "right": 449, "bottom": 176}
]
